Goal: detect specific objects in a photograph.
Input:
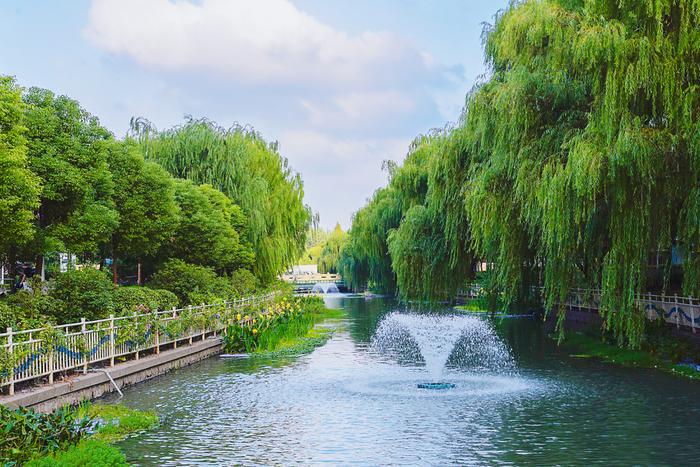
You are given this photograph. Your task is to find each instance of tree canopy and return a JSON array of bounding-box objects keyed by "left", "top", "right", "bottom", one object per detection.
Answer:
[
  {"left": 0, "top": 76, "right": 40, "bottom": 257},
  {"left": 134, "top": 117, "right": 310, "bottom": 283},
  {"left": 340, "top": 0, "right": 700, "bottom": 347},
  {"left": 22, "top": 87, "right": 118, "bottom": 259}
]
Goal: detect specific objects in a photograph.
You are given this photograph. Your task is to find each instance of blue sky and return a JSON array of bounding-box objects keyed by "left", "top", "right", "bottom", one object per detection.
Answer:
[{"left": 1, "top": 0, "right": 509, "bottom": 229}]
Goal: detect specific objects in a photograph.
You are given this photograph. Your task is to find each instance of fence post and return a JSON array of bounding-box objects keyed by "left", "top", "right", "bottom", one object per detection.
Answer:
[
  {"left": 155, "top": 309, "right": 160, "bottom": 355},
  {"left": 173, "top": 307, "right": 178, "bottom": 349},
  {"left": 109, "top": 315, "right": 115, "bottom": 367},
  {"left": 674, "top": 294, "right": 680, "bottom": 329},
  {"left": 188, "top": 305, "right": 194, "bottom": 345},
  {"left": 201, "top": 303, "right": 206, "bottom": 341},
  {"left": 7, "top": 327, "right": 14, "bottom": 396},
  {"left": 133, "top": 312, "right": 139, "bottom": 361},
  {"left": 48, "top": 350, "right": 53, "bottom": 385},
  {"left": 692, "top": 300, "right": 697, "bottom": 334},
  {"left": 81, "top": 318, "right": 88, "bottom": 374}
]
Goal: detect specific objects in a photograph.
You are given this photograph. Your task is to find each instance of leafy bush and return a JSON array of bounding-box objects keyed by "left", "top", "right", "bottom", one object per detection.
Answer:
[
  {"left": 2, "top": 281, "right": 62, "bottom": 328},
  {"left": 111, "top": 286, "right": 178, "bottom": 316},
  {"left": 25, "top": 439, "right": 127, "bottom": 467},
  {"left": 230, "top": 269, "right": 257, "bottom": 296},
  {"left": 0, "top": 405, "right": 92, "bottom": 466},
  {"left": 50, "top": 269, "right": 114, "bottom": 323},
  {"left": 0, "top": 300, "right": 44, "bottom": 331},
  {"left": 149, "top": 259, "right": 235, "bottom": 305}
]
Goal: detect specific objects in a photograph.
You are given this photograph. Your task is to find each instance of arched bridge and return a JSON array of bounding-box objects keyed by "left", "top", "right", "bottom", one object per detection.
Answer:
[{"left": 281, "top": 273, "right": 348, "bottom": 293}]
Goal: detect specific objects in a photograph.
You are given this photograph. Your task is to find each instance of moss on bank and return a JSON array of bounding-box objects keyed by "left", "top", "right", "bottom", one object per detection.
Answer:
[{"left": 557, "top": 331, "right": 700, "bottom": 380}]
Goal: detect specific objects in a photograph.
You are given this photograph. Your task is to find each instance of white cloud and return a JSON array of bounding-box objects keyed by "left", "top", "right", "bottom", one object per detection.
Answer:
[
  {"left": 85, "top": 0, "right": 443, "bottom": 90},
  {"left": 84, "top": 0, "right": 466, "bottom": 229},
  {"left": 280, "top": 130, "right": 408, "bottom": 228},
  {"left": 301, "top": 90, "right": 415, "bottom": 128}
]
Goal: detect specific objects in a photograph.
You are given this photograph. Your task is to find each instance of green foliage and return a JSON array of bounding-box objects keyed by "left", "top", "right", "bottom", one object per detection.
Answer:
[
  {"left": 50, "top": 268, "right": 114, "bottom": 322},
  {"left": 135, "top": 117, "right": 310, "bottom": 283},
  {"left": 24, "top": 440, "right": 127, "bottom": 467},
  {"left": 230, "top": 268, "right": 258, "bottom": 296},
  {"left": 0, "top": 405, "right": 91, "bottom": 466},
  {"left": 111, "top": 286, "right": 178, "bottom": 315},
  {"left": 339, "top": 187, "right": 402, "bottom": 293},
  {"left": 341, "top": 0, "right": 700, "bottom": 347},
  {"left": 317, "top": 223, "right": 348, "bottom": 274},
  {"left": 222, "top": 295, "right": 329, "bottom": 353},
  {"left": 168, "top": 179, "right": 254, "bottom": 274},
  {"left": 23, "top": 87, "right": 118, "bottom": 257},
  {"left": 0, "top": 76, "right": 41, "bottom": 256},
  {"left": 79, "top": 403, "right": 159, "bottom": 443},
  {"left": 106, "top": 139, "right": 179, "bottom": 281},
  {"left": 148, "top": 259, "right": 235, "bottom": 305}
]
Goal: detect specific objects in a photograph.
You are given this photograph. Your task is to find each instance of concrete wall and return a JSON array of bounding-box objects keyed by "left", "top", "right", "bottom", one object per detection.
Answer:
[{"left": 0, "top": 337, "right": 222, "bottom": 413}]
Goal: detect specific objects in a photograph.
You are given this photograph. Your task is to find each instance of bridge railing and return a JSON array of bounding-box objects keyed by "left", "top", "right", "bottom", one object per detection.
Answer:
[
  {"left": 0, "top": 292, "right": 278, "bottom": 396},
  {"left": 282, "top": 273, "right": 343, "bottom": 283}
]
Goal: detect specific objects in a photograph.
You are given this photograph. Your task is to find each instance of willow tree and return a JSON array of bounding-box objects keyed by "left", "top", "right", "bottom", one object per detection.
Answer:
[
  {"left": 387, "top": 133, "right": 476, "bottom": 301},
  {"left": 339, "top": 186, "right": 402, "bottom": 293},
  {"left": 0, "top": 76, "right": 40, "bottom": 260},
  {"left": 465, "top": 0, "right": 700, "bottom": 346},
  {"left": 317, "top": 223, "right": 348, "bottom": 274},
  {"left": 133, "top": 117, "right": 310, "bottom": 283}
]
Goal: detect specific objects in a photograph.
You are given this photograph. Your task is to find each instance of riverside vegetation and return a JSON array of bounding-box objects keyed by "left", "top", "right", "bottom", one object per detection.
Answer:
[
  {"left": 0, "top": 74, "right": 310, "bottom": 327},
  {"left": 338, "top": 0, "right": 700, "bottom": 350},
  {"left": 1, "top": 402, "right": 157, "bottom": 466}
]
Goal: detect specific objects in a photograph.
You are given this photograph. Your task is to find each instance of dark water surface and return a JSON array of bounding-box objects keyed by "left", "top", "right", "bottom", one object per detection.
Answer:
[{"left": 112, "top": 296, "right": 700, "bottom": 466}]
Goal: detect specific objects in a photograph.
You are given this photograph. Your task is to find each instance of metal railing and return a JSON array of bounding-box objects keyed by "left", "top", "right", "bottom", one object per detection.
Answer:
[
  {"left": 0, "top": 292, "right": 278, "bottom": 396},
  {"left": 557, "top": 287, "right": 699, "bottom": 333},
  {"left": 459, "top": 285, "right": 699, "bottom": 333}
]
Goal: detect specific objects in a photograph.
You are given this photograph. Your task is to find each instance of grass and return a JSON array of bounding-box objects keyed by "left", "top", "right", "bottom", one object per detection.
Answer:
[
  {"left": 557, "top": 331, "right": 700, "bottom": 380},
  {"left": 25, "top": 439, "right": 127, "bottom": 467},
  {"left": 81, "top": 403, "right": 159, "bottom": 443},
  {"left": 255, "top": 306, "right": 346, "bottom": 357}
]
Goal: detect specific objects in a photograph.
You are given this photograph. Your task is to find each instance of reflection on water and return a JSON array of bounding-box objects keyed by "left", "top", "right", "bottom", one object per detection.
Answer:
[{"left": 111, "top": 296, "right": 700, "bottom": 466}]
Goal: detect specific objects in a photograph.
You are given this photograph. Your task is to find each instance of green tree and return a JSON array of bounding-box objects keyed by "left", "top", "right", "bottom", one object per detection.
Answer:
[
  {"left": 0, "top": 76, "right": 40, "bottom": 259},
  {"left": 134, "top": 117, "right": 310, "bottom": 283},
  {"left": 106, "top": 139, "right": 179, "bottom": 284},
  {"left": 317, "top": 223, "right": 348, "bottom": 274},
  {"left": 22, "top": 88, "right": 118, "bottom": 271},
  {"left": 168, "top": 179, "right": 254, "bottom": 274}
]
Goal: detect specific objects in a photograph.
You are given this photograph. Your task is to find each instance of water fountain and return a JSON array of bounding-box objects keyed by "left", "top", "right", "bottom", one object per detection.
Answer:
[
  {"left": 311, "top": 282, "right": 340, "bottom": 294},
  {"left": 372, "top": 312, "right": 514, "bottom": 390}
]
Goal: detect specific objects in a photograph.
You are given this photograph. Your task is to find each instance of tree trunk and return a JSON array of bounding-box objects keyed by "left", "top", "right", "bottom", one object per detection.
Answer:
[
  {"left": 137, "top": 262, "right": 142, "bottom": 286},
  {"left": 112, "top": 245, "right": 118, "bottom": 286},
  {"left": 36, "top": 254, "right": 44, "bottom": 280}
]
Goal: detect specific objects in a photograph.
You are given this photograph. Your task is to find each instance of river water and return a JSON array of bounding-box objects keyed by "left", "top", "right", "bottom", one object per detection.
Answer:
[{"left": 112, "top": 296, "right": 700, "bottom": 465}]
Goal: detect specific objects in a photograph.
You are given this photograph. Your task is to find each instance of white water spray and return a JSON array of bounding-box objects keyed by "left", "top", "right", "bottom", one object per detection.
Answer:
[{"left": 372, "top": 312, "right": 515, "bottom": 383}]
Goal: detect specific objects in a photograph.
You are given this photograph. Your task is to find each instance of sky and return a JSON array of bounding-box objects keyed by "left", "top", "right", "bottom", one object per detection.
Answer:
[{"left": 0, "top": 0, "right": 509, "bottom": 229}]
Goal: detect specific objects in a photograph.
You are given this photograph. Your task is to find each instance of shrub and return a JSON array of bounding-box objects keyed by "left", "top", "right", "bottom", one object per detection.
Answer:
[
  {"left": 25, "top": 439, "right": 127, "bottom": 467},
  {"left": 111, "top": 286, "right": 178, "bottom": 316},
  {"left": 149, "top": 259, "right": 235, "bottom": 305},
  {"left": 0, "top": 405, "right": 92, "bottom": 466},
  {"left": 50, "top": 269, "right": 115, "bottom": 323},
  {"left": 3, "top": 282, "right": 63, "bottom": 327},
  {"left": 0, "top": 301, "right": 50, "bottom": 334},
  {"left": 230, "top": 269, "right": 257, "bottom": 296}
]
